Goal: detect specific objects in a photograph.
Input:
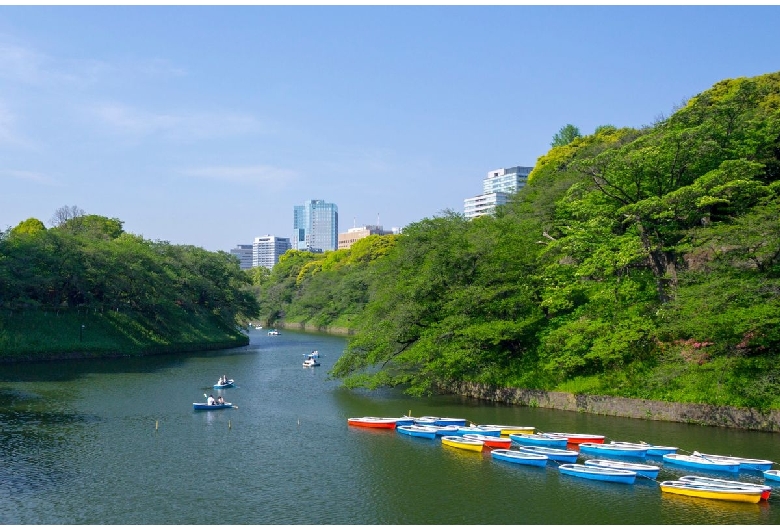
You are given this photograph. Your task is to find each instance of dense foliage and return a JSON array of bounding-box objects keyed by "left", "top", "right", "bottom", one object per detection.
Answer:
[
  {"left": 0, "top": 214, "right": 259, "bottom": 359},
  {"left": 261, "top": 72, "right": 780, "bottom": 410}
]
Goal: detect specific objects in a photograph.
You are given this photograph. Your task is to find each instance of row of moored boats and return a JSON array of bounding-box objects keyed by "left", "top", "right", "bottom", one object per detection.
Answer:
[{"left": 347, "top": 415, "right": 779, "bottom": 504}]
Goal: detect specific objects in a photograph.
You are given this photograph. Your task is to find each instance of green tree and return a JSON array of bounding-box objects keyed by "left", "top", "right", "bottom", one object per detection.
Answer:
[{"left": 551, "top": 124, "right": 582, "bottom": 148}]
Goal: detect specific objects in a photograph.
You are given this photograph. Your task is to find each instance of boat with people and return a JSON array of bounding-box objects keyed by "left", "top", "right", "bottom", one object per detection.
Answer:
[
  {"left": 396, "top": 424, "right": 439, "bottom": 440},
  {"left": 477, "top": 425, "right": 536, "bottom": 435},
  {"left": 491, "top": 449, "right": 548, "bottom": 467},
  {"left": 584, "top": 459, "right": 660, "bottom": 480},
  {"left": 213, "top": 377, "right": 235, "bottom": 389},
  {"left": 441, "top": 435, "right": 485, "bottom": 452},
  {"left": 662, "top": 453, "right": 741, "bottom": 473},
  {"left": 267, "top": 329, "right": 280, "bottom": 336},
  {"left": 509, "top": 433, "right": 568, "bottom": 448},
  {"left": 691, "top": 451, "right": 774, "bottom": 471},
  {"left": 302, "top": 353, "right": 320, "bottom": 367},
  {"left": 579, "top": 442, "right": 648, "bottom": 459},
  {"left": 193, "top": 402, "right": 233, "bottom": 410},
  {"left": 678, "top": 475, "right": 772, "bottom": 500},
  {"left": 462, "top": 433, "right": 512, "bottom": 449},
  {"left": 512, "top": 445, "right": 578, "bottom": 463},
  {"left": 659, "top": 480, "right": 765, "bottom": 503},
  {"left": 544, "top": 432, "right": 605, "bottom": 445},
  {"left": 607, "top": 441, "right": 678, "bottom": 456},
  {"left": 558, "top": 463, "right": 637, "bottom": 484},
  {"left": 347, "top": 417, "right": 398, "bottom": 429}
]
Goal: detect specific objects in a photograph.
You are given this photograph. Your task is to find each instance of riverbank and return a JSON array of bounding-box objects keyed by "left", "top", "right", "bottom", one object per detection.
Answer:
[{"left": 444, "top": 381, "right": 780, "bottom": 433}]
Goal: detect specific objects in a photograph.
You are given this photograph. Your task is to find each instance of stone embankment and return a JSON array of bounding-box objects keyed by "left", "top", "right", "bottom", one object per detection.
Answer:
[
  {"left": 276, "top": 322, "right": 354, "bottom": 336},
  {"left": 444, "top": 381, "right": 780, "bottom": 433}
]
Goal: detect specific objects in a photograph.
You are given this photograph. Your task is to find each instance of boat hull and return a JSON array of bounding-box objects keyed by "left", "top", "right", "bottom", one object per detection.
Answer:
[
  {"left": 558, "top": 463, "right": 636, "bottom": 484},
  {"left": 478, "top": 425, "right": 536, "bottom": 435},
  {"left": 348, "top": 417, "right": 397, "bottom": 429},
  {"left": 579, "top": 442, "right": 647, "bottom": 459},
  {"left": 213, "top": 379, "right": 235, "bottom": 389},
  {"left": 509, "top": 433, "right": 568, "bottom": 448},
  {"left": 514, "top": 445, "right": 578, "bottom": 463},
  {"left": 764, "top": 470, "right": 780, "bottom": 483},
  {"left": 679, "top": 475, "right": 772, "bottom": 500},
  {"left": 694, "top": 452, "right": 774, "bottom": 471},
  {"left": 456, "top": 427, "right": 502, "bottom": 437},
  {"left": 660, "top": 481, "right": 763, "bottom": 503},
  {"left": 491, "top": 449, "right": 548, "bottom": 467},
  {"left": 441, "top": 436, "right": 484, "bottom": 452},
  {"left": 584, "top": 459, "right": 660, "bottom": 480},
  {"left": 546, "top": 432, "right": 605, "bottom": 445},
  {"left": 193, "top": 403, "right": 233, "bottom": 410},
  {"left": 463, "top": 434, "right": 512, "bottom": 449},
  {"left": 397, "top": 425, "right": 438, "bottom": 439},
  {"left": 662, "top": 454, "right": 740, "bottom": 473}
]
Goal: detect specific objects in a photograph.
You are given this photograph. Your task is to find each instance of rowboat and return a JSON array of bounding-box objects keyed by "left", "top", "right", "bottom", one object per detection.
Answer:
[
  {"left": 692, "top": 451, "right": 774, "bottom": 471},
  {"left": 513, "top": 445, "right": 578, "bottom": 463},
  {"left": 396, "top": 424, "right": 438, "bottom": 440},
  {"left": 193, "top": 402, "right": 233, "bottom": 410},
  {"left": 508, "top": 433, "right": 568, "bottom": 448},
  {"left": 608, "top": 441, "right": 678, "bottom": 456},
  {"left": 660, "top": 480, "right": 765, "bottom": 503},
  {"left": 456, "top": 426, "right": 502, "bottom": 437},
  {"left": 441, "top": 435, "right": 485, "bottom": 452},
  {"left": 584, "top": 459, "right": 660, "bottom": 480},
  {"left": 414, "top": 416, "right": 467, "bottom": 426},
  {"left": 662, "top": 453, "right": 740, "bottom": 473},
  {"left": 764, "top": 470, "right": 780, "bottom": 483},
  {"left": 558, "top": 463, "right": 636, "bottom": 484},
  {"left": 544, "top": 432, "right": 605, "bottom": 445},
  {"left": 477, "top": 425, "right": 536, "bottom": 435},
  {"left": 302, "top": 356, "right": 320, "bottom": 367},
  {"left": 347, "top": 417, "right": 398, "bottom": 429},
  {"left": 678, "top": 475, "right": 772, "bottom": 500},
  {"left": 579, "top": 442, "right": 648, "bottom": 459},
  {"left": 491, "top": 449, "right": 548, "bottom": 467},
  {"left": 463, "top": 433, "right": 512, "bottom": 449},
  {"left": 393, "top": 416, "right": 416, "bottom": 426},
  {"left": 432, "top": 425, "right": 460, "bottom": 436},
  {"left": 213, "top": 379, "right": 235, "bottom": 389}
]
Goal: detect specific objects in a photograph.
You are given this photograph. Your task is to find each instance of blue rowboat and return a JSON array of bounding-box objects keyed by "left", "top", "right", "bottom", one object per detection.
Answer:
[
  {"left": 432, "top": 425, "right": 460, "bottom": 436},
  {"left": 491, "top": 449, "right": 548, "bottom": 467},
  {"left": 509, "top": 433, "right": 568, "bottom": 448},
  {"left": 584, "top": 459, "right": 660, "bottom": 480},
  {"left": 213, "top": 379, "right": 235, "bottom": 389},
  {"left": 397, "top": 425, "right": 438, "bottom": 440},
  {"left": 558, "top": 463, "right": 636, "bottom": 484},
  {"left": 693, "top": 451, "right": 774, "bottom": 472},
  {"left": 763, "top": 470, "right": 780, "bottom": 483},
  {"left": 390, "top": 416, "right": 416, "bottom": 426},
  {"left": 608, "top": 441, "right": 678, "bottom": 456},
  {"left": 514, "top": 445, "right": 578, "bottom": 463},
  {"left": 662, "top": 453, "right": 740, "bottom": 473},
  {"left": 579, "top": 442, "right": 647, "bottom": 459},
  {"left": 456, "top": 426, "right": 502, "bottom": 437},
  {"left": 193, "top": 402, "right": 233, "bottom": 410},
  {"left": 434, "top": 417, "right": 468, "bottom": 427}
]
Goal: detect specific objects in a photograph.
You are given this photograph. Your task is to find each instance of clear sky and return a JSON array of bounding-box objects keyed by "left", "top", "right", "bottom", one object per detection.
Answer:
[{"left": 1, "top": 5, "right": 779, "bottom": 252}]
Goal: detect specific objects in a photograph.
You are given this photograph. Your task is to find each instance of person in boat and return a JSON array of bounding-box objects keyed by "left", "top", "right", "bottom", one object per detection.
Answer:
[
  {"left": 207, "top": 394, "right": 216, "bottom": 406},
  {"left": 217, "top": 396, "right": 225, "bottom": 405}
]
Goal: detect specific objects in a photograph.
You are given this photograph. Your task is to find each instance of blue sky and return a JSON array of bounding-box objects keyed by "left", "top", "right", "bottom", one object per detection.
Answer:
[{"left": 1, "top": 5, "right": 779, "bottom": 252}]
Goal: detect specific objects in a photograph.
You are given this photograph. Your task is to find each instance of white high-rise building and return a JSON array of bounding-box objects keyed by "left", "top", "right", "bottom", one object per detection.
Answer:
[
  {"left": 253, "top": 235, "right": 292, "bottom": 269},
  {"left": 464, "top": 166, "right": 533, "bottom": 220}
]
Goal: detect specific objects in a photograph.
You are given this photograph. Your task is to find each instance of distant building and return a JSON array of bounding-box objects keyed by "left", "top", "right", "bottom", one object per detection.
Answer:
[
  {"left": 229, "top": 244, "right": 254, "bottom": 270},
  {"left": 337, "top": 225, "right": 398, "bottom": 250},
  {"left": 293, "top": 199, "right": 338, "bottom": 252},
  {"left": 253, "top": 235, "right": 292, "bottom": 269},
  {"left": 464, "top": 166, "right": 533, "bottom": 220}
]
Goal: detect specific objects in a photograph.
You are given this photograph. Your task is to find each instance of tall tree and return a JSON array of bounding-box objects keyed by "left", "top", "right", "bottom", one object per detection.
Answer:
[{"left": 551, "top": 124, "right": 582, "bottom": 148}]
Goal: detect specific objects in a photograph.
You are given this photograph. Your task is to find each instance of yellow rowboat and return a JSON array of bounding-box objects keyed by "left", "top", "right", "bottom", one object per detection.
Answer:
[
  {"left": 477, "top": 424, "right": 536, "bottom": 435},
  {"left": 660, "top": 480, "right": 765, "bottom": 504},
  {"left": 441, "top": 435, "right": 485, "bottom": 452}
]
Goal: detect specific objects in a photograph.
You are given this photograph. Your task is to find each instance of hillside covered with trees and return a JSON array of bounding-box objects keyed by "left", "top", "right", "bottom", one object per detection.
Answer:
[
  {"left": 0, "top": 208, "right": 259, "bottom": 360},
  {"left": 256, "top": 72, "right": 780, "bottom": 410}
]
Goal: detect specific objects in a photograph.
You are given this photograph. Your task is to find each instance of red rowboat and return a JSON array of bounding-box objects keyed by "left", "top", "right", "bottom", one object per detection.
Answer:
[
  {"left": 545, "top": 432, "right": 606, "bottom": 445},
  {"left": 347, "top": 417, "right": 398, "bottom": 429}
]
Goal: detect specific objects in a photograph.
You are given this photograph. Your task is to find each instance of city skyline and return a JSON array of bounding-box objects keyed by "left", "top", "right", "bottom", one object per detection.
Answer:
[{"left": 1, "top": 6, "right": 778, "bottom": 251}]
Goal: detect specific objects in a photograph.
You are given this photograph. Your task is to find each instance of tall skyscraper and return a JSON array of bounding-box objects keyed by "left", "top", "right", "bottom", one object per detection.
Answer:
[
  {"left": 253, "top": 235, "right": 292, "bottom": 269},
  {"left": 293, "top": 199, "right": 339, "bottom": 252}
]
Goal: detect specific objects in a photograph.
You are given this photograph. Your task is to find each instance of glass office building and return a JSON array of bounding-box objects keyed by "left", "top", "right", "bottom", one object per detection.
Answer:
[{"left": 293, "top": 200, "right": 339, "bottom": 252}]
